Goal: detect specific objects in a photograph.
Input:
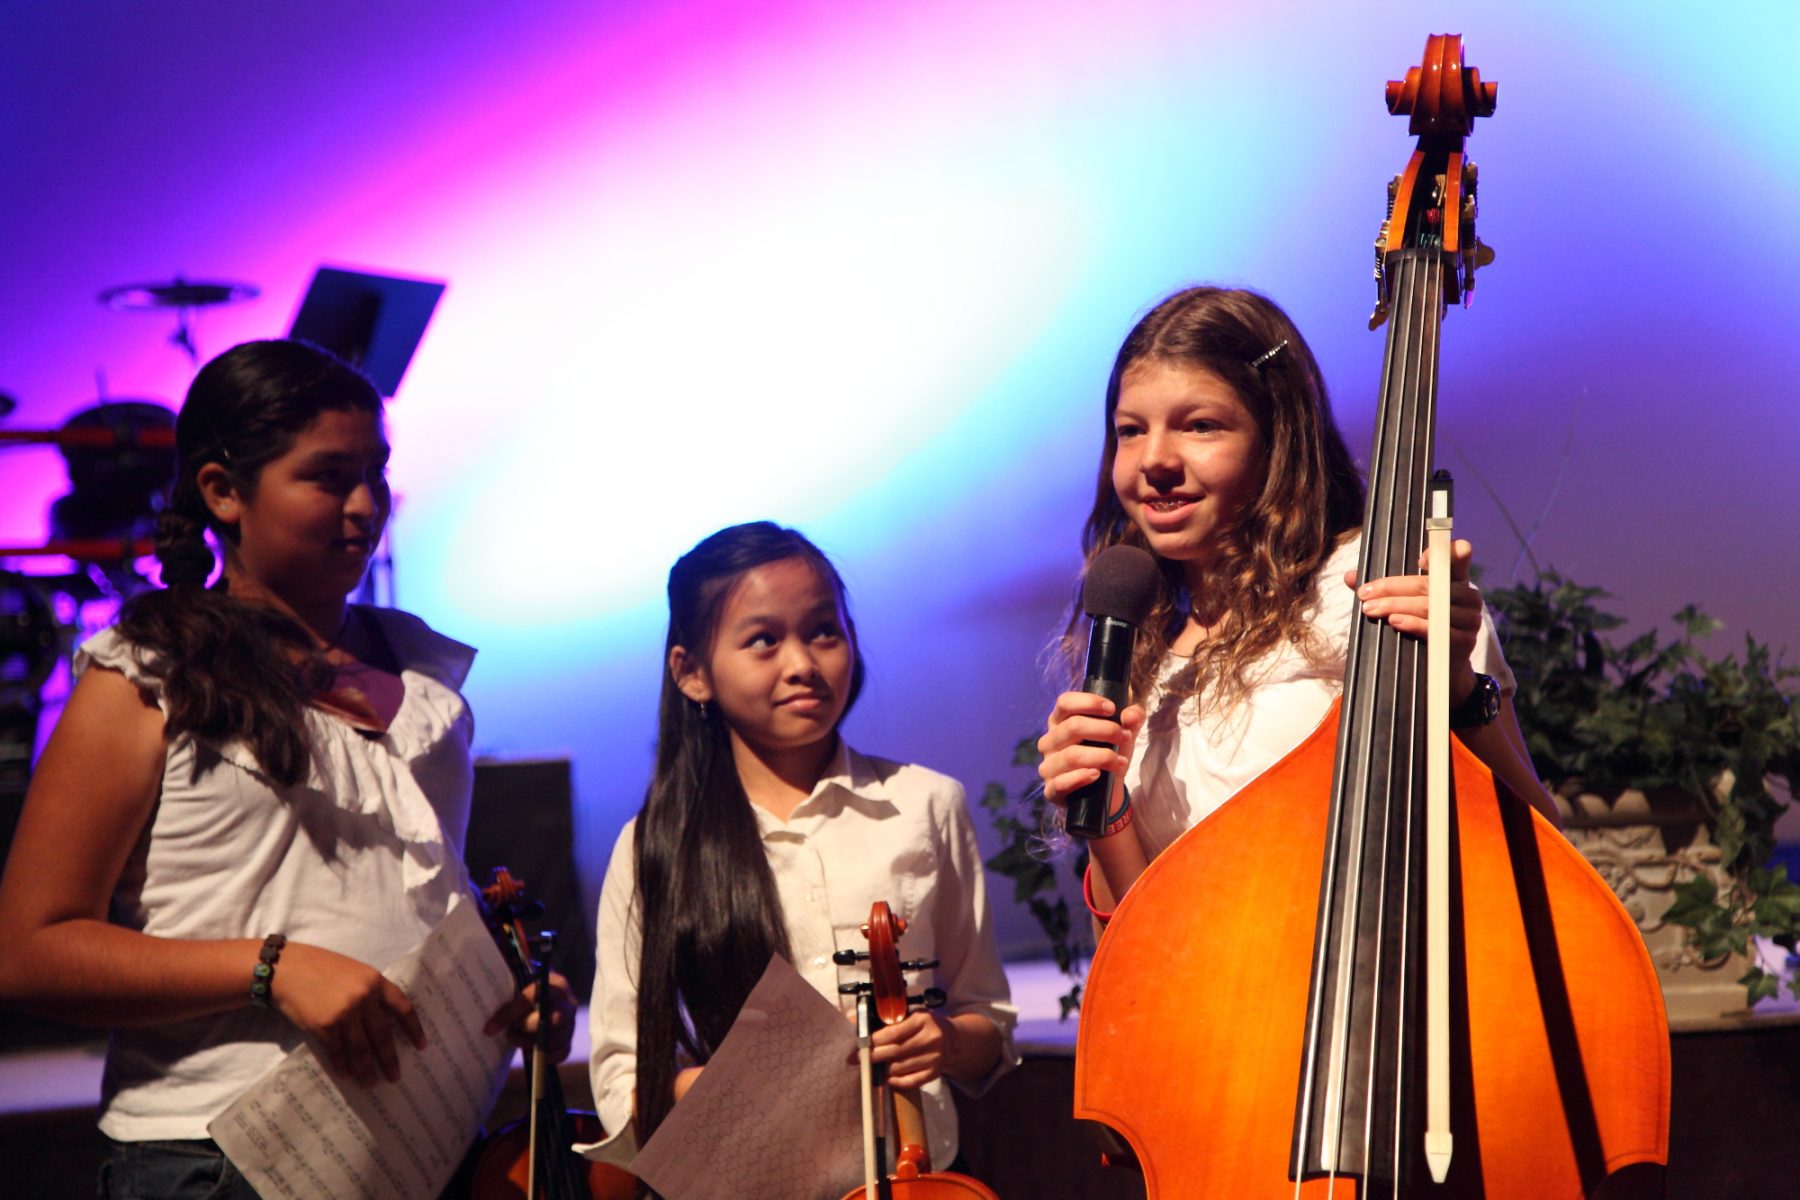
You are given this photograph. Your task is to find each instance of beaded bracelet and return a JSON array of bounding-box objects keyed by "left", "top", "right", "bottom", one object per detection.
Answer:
[{"left": 250, "top": 933, "right": 287, "bottom": 1009}]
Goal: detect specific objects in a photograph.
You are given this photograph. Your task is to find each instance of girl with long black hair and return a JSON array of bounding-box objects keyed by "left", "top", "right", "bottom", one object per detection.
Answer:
[
  {"left": 0, "top": 339, "right": 572, "bottom": 1199},
  {"left": 588, "top": 521, "right": 1016, "bottom": 1184}
]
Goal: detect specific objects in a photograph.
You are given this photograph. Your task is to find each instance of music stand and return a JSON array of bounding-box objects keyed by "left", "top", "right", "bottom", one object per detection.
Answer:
[{"left": 287, "top": 266, "right": 445, "bottom": 397}]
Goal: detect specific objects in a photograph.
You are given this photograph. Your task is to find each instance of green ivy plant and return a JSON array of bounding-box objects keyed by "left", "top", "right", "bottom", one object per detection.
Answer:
[
  {"left": 1485, "top": 572, "right": 1800, "bottom": 1005},
  {"left": 978, "top": 735, "right": 1090, "bottom": 1019}
]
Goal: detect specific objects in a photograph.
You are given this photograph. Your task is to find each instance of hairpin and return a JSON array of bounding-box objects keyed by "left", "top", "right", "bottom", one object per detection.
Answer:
[{"left": 1249, "top": 339, "right": 1289, "bottom": 369}]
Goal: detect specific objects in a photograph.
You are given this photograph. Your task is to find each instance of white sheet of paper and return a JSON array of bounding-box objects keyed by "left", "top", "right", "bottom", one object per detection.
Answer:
[
  {"left": 629, "top": 954, "right": 862, "bottom": 1200},
  {"left": 209, "top": 897, "right": 516, "bottom": 1200}
]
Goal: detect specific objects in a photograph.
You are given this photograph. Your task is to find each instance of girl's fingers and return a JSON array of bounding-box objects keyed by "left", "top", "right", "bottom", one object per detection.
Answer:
[
  {"left": 1038, "top": 715, "right": 1133, "bottom": 755},
  {"left": 364, "top": 1004, "right": 402, "bottom": 1084},
  {"left": 383, "top": 980, "right": 426, "bottom": 1051},
  {"left": 484, "top": 991, "right": 531, "bottom": 1037},
  {"left": 338, "top": 1015, "right": 379, "bottom": 1086},
  {"left": 1049, "top": 691, "right": 1118, "bottom": 722},
  {"left": 1046, "top": 768, "right": 1104, "bottom": 801},
  {"left": 1041, "top": 697, "right": 1143, "bottom": 800}
]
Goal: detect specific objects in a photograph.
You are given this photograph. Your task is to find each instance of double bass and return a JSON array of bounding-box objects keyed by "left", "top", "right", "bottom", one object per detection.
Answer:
[{"left": 1073, "top": 36, "right": 1670, "bottom": 1198}]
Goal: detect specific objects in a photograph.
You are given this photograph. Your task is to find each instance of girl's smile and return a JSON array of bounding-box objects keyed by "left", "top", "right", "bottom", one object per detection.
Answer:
[{"left": 1111, "top": 361, "right": 1266, "bottom": 586}]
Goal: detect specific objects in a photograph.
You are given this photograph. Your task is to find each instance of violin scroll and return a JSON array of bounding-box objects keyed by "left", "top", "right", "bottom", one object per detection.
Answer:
[{"left": 839, "top": 902, "right": 1000, "bottom": 1200}]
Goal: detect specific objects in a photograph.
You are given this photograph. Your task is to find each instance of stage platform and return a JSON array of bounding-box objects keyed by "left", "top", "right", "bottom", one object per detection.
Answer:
[{"left": 4, "top": 962, "right": 1797, "bottom": 1197}]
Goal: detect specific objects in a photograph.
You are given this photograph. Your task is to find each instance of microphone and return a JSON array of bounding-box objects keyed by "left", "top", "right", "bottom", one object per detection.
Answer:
[{"left": 1064, "top": 544, "right": 1160, "bottom": 839}]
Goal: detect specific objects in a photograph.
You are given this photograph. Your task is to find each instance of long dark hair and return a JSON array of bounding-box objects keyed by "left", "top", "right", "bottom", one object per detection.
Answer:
[
  {"left": 115, "top": 340, "right": 382, "bottom": 785},
  {"left": 1065, "top": 287, "right": 1365, "bottom": 708},
  {"left": 632, "top": 521, "right": 865, "bottom": 1148}
]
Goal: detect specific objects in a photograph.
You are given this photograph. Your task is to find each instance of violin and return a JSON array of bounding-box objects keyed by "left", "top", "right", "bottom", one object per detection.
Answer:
[
  {"left": 459, "top": 868, "right": 636, "bottom": 1200},
  {"left": 836, "top": 902, "right": 1001, "bottom": 1200},
  {"left": 1073, "top": 36, "right": 1670, "bottom": 1197}
]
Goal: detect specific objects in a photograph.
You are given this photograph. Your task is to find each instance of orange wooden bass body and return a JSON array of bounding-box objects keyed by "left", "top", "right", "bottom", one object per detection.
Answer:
[{"left": 1074, "top": 702, "right": 1669, "bottom": 1196}]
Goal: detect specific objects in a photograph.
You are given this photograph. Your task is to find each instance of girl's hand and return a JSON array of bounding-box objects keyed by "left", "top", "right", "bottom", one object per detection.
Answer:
[
  {"left": 1348, "top": 538, "right": 1483, "bottom": 706},
  {"left": 868, "top": 1011, "right": 955, "bottom": 1091},
  {"left": 674, "top": 1066, "right": 704, "bottom": 1101},
  {"left": 483, "top": 970, "right": 578, "bottom": 1061},
  {"left": 272, "top": 942, "right": 426, "bottom": 1087},
  {"left": 1036, "top": 692, "right": 1147, "bottom": 809}
]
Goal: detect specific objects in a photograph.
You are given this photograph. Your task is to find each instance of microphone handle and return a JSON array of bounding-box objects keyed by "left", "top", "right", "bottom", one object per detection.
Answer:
[{"left": 1065, "top": 617, "right": 1134, "bottom": 839}]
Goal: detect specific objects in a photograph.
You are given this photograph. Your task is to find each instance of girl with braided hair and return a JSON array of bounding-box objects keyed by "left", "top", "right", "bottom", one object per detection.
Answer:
[{"left": 0, "top": 339, "right": 571, "bottom": 1199}]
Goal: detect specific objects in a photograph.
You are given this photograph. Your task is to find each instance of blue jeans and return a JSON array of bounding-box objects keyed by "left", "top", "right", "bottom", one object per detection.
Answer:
[{"left": 99, "top": 1139, "right": 262, "bottom": 1200}]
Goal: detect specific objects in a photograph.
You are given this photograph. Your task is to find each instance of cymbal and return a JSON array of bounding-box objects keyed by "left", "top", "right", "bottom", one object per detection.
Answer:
[{"left": 99, "top": 277, "right": 260, "bottom": 311}]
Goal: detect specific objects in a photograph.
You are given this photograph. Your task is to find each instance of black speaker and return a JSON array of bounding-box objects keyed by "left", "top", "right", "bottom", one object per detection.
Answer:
[{"left": 465, "top": 757, "right": 596, "bottom": 1003}]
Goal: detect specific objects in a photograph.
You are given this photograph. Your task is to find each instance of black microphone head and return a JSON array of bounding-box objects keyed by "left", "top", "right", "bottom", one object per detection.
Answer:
[{"left": 1081, "top": 544, "right": 1159, "bottom": 626}]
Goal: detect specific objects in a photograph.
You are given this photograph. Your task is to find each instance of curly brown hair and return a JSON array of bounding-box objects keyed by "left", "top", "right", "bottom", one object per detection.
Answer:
[{"left": 1063, "top": 287, "right": 1365, "bottom": 711}]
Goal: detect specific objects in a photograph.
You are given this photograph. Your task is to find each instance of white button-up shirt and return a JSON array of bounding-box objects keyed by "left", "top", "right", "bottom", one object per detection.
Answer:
[{"left": 589, "top": 741, "right": 1018, "bottom": 1171}]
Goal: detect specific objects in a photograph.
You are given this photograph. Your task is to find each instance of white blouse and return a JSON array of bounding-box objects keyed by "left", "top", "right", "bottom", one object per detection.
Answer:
[
  {"left": 1125, "top": 535, "right": 1516, "bottom": 861},
  {"left": 589, "top": 741, "right": 1019, "bottom": 1172},
  {"left": 82, "top": 608, "right": 477, "bottom": 1141}
]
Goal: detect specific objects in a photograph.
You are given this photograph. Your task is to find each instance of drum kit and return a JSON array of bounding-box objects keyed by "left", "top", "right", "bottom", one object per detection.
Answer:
[
  {"left": 1, "top": 265, "right": 438, "bottom": 798},
  {"left": 1, "top": 277, "right": 257, "bottom": 796}
]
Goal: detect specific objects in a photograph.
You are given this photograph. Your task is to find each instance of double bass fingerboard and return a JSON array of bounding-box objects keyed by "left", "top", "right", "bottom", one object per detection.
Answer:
[{"left": 1293, "top": 247, "right": 1460, "bottom": 1193}]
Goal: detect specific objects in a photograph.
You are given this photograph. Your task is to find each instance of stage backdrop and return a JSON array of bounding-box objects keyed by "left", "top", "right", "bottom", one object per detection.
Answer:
[{"left": 2, "top": 0, "right": 1795, "bottom": 956}]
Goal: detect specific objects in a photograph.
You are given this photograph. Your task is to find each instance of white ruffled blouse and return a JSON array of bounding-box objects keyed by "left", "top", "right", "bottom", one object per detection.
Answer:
[
  {"left": 81, "top": 607, "right": 477, "bottom": 1141},
  {"left": 1125, "top": 535, "right": 1517, "bottom": 862}
]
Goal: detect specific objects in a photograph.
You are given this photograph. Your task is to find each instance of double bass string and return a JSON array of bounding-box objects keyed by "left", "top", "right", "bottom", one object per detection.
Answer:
[
  {"left": 1392, "top": 254, "right": 1447, "bottom": 1197},
  {"left": 1372, "top": 252, "right": 1446, "bottom": 1198},
  {"left": 1306, "top": 253, "right": 1440, "bottom": 1177},
  {"left": 1376, "top": 252, "right": 1446, "bottom": 1198}
]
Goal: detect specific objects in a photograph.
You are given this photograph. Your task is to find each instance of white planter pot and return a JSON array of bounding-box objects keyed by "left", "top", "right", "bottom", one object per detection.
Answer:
[{"left": 1556, "top": 785, "right": 1755, "bottom": 1024}]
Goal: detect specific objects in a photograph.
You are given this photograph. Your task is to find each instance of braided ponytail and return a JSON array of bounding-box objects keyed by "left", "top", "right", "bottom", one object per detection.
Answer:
[
  {"left": 153, "top": 510, "right": 215, "bottom": 588},
  {"left": 116, "top": 340, "right": 379, "bottom": 786}
]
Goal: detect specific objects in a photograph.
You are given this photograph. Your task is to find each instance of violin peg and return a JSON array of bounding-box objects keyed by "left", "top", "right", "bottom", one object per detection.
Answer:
[
  {"left": 913, "top": 987, "right": 947, "bottom": 1009},
  {"left": 833, "top": 948, "right": 866, "bottom": 965},
  {"left": 899, "top": 957, "right": 940, "bottom": 972}
]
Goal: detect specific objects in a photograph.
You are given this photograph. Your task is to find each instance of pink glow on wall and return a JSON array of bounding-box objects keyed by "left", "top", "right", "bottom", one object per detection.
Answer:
[{"left": 4, "top": 1, "right": 1796, "bottom": 954}]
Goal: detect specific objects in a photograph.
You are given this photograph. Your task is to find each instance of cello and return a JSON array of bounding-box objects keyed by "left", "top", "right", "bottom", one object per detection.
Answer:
[
  {"left": 837, "top": 901, "right": 1003, "bottom": 1200},
  {"left": 1073, "top": 35, "right": 1670, "bottom": 1198}
]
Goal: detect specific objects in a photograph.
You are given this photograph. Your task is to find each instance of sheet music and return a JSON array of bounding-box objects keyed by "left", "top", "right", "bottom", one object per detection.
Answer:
[
  {"left": 627, "top": 954, "right": 863, "bottom": 1200},
  {"left": 209, "top": 897, "right": 516, "bottom": 1200}
]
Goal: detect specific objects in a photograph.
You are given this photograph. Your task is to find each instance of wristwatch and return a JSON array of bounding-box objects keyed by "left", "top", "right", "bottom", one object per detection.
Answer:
[{"left": 1450, "top": 672, "right": 1501, "bottom": 730}]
